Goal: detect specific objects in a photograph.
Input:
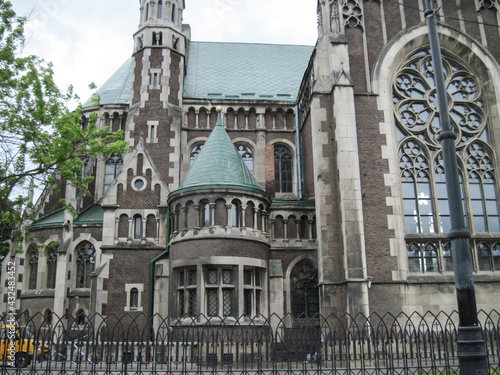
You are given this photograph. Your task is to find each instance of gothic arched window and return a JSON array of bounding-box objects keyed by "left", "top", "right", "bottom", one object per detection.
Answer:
[
  {"left": 104, "top": 153, "right": 123, "bottom": 193},
  {"left": 232, "top": 200, "right": 241, "bottom": 227},
  {"left": 200, "top": 200, "right": 210, "bottom": 227},
  {"left": 274, "top": 144, "right": 293, "bottom": 193},
  {"left": 190, "top": 144, "right": 204, "bottom": 165},
  {"left": 236, "top": 144, "right": 254, "bottom": 174},
  {"left": 46, "top": 242, "right": 58, "bottom": 289},
  {"left": 76, "top": 309, "right": 86, "bottom": 325},
  {"left": 130, "top": 288, "right": 139, "bottom": 308},
  {"left": 76, "top": 242, "right": 96, "bottom": 288},
  {"left": 28, "top": 246, "right": 38, "bottom": 290},
  {"left": 291, "top": 259, "right": 319, "bottom": 318},
  {"left": 393, "top": 49, "right": 500, "bottom": 272}
]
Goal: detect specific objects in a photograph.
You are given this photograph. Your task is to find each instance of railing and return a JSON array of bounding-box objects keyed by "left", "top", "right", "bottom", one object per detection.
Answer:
[{"left": 1, "top": 310, "right": 499, "bottom": 374}]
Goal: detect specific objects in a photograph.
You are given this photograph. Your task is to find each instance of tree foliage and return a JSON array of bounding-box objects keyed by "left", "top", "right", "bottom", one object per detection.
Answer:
[{"left": 0, "top": 1, "right": 128, "bottom": 256}]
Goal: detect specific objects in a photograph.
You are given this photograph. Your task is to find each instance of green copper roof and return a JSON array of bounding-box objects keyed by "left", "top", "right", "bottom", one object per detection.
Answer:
[
  {"left": 184, "top": 42, "right": 314, "bottom": 101},
  {"left": 83, "top": 57, "right": 133, "bottom": 107},
  {"left": 29, "top": 209, "right": 65, "bottom": 229},
  {"left": 29, "top": 204, "right": 104, "bottom": 229},
  {"left": 83, "top": 42, "right": 314, "bottom": 107},
  {"left": 171, "top": 111, "right": 265, "bottom": 197},
  {"left": 73, "top": 204, "right": 104, "bottom": 225}
]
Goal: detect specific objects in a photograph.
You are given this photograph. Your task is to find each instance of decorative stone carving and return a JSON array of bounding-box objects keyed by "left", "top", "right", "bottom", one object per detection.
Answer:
[
  {"left": 318, "top": 0, "right": 345, "bottom": 38},
  {"left": 299, "top": 72, "right": 313, "bottom": 121},
  {"left": 342, "top": 0, "right": 363, "bottom": 30},
  {"left": 479, "top": 0, "right": 498, "bottom": 10},
  {"left": 330, "top": 0, "right": 341, "bottom": 35}
]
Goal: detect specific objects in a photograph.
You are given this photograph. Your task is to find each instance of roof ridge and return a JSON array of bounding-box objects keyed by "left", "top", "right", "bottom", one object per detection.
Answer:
[{"left": 191, "top": 40, "right": 315, "bottom": 47}]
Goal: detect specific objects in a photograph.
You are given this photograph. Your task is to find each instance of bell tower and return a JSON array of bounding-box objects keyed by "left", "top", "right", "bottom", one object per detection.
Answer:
[
  {"left": 98, "top": 0, "right": 190, "bottom": 317},
  {"left": 136, "top": 0, "right": 187, "bottom": 51},
  {"left": 128, "top": 0, "right": 190, "bottom": 189}
]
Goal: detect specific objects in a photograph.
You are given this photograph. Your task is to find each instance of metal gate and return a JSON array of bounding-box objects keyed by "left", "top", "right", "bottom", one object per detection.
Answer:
[{"left": 1, "top": 310, "right": 499, "bottom": 374}]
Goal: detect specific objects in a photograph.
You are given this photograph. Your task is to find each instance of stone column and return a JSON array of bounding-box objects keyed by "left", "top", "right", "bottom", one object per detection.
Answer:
[
  {"left": 209, "top": 203, "right": 216, "bottom": 227},
  {"left": 128, "top": 218, "right": 134, "bottom": 242},
  {"left": 253, "top": 207, "right": 259, "bottom": 231},
  {"left": 156, "top": 218, "right": 160, "bottom": 243},
  {"left": 226, "top": 204, "right": 232, "bottom": 229},
  {"left": 194, "top": 205, "right": 201, "bottom": 231},
  {"left": 295, "top": 219, "right": 302, "bottom": 242},
  {"left": 241, "top": 205, "right": 247, "bottom": 229},
  {"left": 142, "top": 217, "right": 147, "bottom": 242},
  {"left": 114, "top": 218, "right": 119, "bottom": 244},
  {"left": 182, "top": 207, "right": 188, "bottom": 233}
]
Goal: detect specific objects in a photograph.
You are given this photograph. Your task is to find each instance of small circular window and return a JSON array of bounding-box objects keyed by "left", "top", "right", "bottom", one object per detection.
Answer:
[{"left": 132, "top": 177, "right": 147, "bottom": 191}]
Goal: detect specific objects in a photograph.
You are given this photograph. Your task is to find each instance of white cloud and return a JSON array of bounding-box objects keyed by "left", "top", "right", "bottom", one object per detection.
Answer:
[{"left": 12, "top": 0, "right": 318, "bottom": 104}]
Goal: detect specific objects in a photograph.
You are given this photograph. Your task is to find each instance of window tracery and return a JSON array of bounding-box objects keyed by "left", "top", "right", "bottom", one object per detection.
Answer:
[
  {"left": 46, "top": 243, "right": 58, "bottom": 289},
  {"left": 236, "top": 144, "right": 254, "bottom": 174},
  {"left": 393, "top": 49, "right": 500, "bottom": 273},
  {"left": 342, "top": 0, "right": 363, "bottom": 29},
  {"left": 190, "top": 144, "right": 203, "bottom": 165},
  {"left": 76, "top": 242, "right": 96, "bottom": 288},
  {"left": 274, "top": 145, "right": 293, "bottom": 193},
  {"left": 291, "top": 259, "right": 319, "bottom": 318}
]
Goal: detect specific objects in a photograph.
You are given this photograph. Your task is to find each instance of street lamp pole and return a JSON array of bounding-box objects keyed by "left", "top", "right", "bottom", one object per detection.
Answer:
[{"left": 424, "top": 1, "right": 488, "bottom": 373}]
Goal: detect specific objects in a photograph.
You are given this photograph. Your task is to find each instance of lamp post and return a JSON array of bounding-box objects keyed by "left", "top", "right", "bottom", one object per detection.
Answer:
[{"left": 424, "top": 1, "right": 487, "bottom": 373}]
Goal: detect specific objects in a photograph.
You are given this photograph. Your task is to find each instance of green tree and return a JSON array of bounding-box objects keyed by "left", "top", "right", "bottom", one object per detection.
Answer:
[{"left": 0, "top": 1, "right": 128, "bottom": 256}]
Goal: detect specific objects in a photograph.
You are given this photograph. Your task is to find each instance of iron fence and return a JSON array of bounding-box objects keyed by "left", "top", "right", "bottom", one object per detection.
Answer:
[{"left": 0, "top": 310, "right": 499, "bottom": 374}]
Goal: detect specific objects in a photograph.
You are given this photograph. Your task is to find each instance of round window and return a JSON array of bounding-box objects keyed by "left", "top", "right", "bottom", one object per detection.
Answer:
[{"left": 132, "top": 177, "right": 146, "bottom": 191}]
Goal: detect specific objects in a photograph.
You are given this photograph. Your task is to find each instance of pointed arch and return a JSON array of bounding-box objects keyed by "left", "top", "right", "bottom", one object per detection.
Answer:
[
  {"left": 373, "top": 25, "right": 500, "bottom": 274},
  {"left": 290, "top": 258, "right": 319, "bottom": 318},
  {"left": 46, "top": 242, "right": 58, "bottom": 289},
  {"left": 75, "top": 242, "right": 96, "bottom": 288},
  {"left": 27, "top": 245, "right": 38, "bottom": 290}
]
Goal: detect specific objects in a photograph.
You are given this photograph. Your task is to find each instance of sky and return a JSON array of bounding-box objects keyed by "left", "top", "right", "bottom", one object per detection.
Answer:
[{"left": 11, "top": 0, "right": 319, "bottom": 106}]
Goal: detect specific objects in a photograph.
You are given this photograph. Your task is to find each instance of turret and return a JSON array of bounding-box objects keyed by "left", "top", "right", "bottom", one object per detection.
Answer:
[{"left": 135, "top": 0, "right": 188, "bottom": 53}]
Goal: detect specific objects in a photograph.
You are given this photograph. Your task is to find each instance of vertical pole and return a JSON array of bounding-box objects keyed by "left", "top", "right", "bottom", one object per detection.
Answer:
[{"left": 424, "top": 1, "right": 488, "bottom": 373}]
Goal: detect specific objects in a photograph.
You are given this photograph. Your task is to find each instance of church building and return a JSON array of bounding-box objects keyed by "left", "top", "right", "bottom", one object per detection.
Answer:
[{"left": 3, "top": 0, "right": 500, "bottom": 322}]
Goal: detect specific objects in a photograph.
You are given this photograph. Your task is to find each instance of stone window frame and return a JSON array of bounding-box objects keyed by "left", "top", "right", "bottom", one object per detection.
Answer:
[
  {"left": 75, "top": 242, "right": 96, "bottom": 289},
  {"left": 173, "top": 258, "right": 268, "bottom": 323},
  {"left": 124, "top": 283, "right": 144, "bottom": 312},
  {"left": 46, "top": 242, "right": 58, "bottom": 289},
  {"left": 28, "top": 246, "right": 38, "bottom": 290},
  {"left": 372, "top": 26, "right": 500, "bottom": 278},
  {"left": 393, "top": 49, "right": 500, "bottom": 274},
  {"left": 104, "top": 153, "right": 123, "bottom": 193}
]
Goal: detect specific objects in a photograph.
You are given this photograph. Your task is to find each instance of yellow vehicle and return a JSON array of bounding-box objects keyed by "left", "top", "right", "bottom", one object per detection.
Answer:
[{"left": 0, "top": 325, "right": 49, "bottom": 367}]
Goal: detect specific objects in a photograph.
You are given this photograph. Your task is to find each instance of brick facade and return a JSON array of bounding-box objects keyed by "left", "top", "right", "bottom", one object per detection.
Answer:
[{"left": 7, "top": 1, "right": 500, "bottom": 321}]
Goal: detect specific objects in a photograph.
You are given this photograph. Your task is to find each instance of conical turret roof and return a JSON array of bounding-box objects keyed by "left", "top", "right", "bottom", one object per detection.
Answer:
[{"left": 170, "top": 109, "right": 266, "bottom": 197}]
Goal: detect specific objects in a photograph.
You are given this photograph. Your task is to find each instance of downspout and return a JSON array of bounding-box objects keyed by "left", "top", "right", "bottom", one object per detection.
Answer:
[
  {"left": 295, "top": 105, "right": 304, "bottom": 200},
  {"left": 149, "top": 207, "right": 170, "bottom": 321}
]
